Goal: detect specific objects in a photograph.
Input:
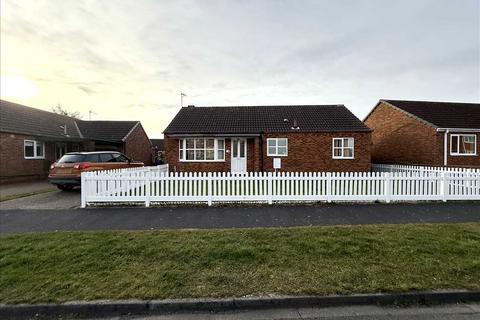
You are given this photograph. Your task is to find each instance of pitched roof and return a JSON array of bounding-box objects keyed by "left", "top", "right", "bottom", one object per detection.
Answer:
[
  {"left": 381, "top": 99, "right": 480, "bottom": 129},
  {"left": 164, "top": 105, "right": 370, "bottom": 134},
  {"left": 0, "top": 100, "right": 82, "bottom": 139},
  {"left": 0, "top": 99, "right": 141, "bottom": 142},
  {"left": 151, "top": 139, "right": 164, "bottom": 150},
  {"left": 76, "top": 121, "right": 139, "bottom": 142}
]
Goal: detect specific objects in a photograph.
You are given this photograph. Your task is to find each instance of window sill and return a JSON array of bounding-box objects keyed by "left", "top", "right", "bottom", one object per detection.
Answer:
[
  {"left": 332, "top": 157, "right": 355, "bottom": 160},
  {"left": 24, "top": 157, "right": 45, "bottom": 160},
  {"left": 179, "top": 160, "right": 225, "bottom": 163},
  {"left": 449, "top": 153, "right": 477, "bottom": 157},
  {"left": 267, "top": 154, "right": 288, "bottom": 157}
]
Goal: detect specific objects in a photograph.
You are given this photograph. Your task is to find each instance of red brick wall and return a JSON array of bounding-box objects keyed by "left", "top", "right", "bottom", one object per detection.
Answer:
[
  {"left": 442, "top": 132, "right": 480, "bottom": 168},
  {"left": 261, "top": 132, "right": 371, "bottom": 172},
  {"left": 165, "top": 137, "right": 231, "bottom": 172},
  {"left": 124, "top": 124, "right": 152, "bottom": 165},
  {"left": 365, "top": 101, "right": 480, "bottom": 168},
  {"left": 0, "top": 132, "right": 55, "bottom": 183},
  {"left": 165, "top": 133, "right": 371, "bottom": 172}
]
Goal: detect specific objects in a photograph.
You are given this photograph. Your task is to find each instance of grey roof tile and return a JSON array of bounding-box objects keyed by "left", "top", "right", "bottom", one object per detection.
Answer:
[{"left": 164, "top": 105, "right": 370, "bottom": 134}]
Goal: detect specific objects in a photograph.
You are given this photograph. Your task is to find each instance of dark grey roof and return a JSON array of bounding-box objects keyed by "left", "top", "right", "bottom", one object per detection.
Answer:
[
  {"left": 76, "top": 121, "right": 139, "bottom": 142},
  {"left": 382, "top": 100, "right": 480, "bottom": 129},
  {"left": 0, "top": 100, "right": 82, "bottom": 139},
  {"left": 151, "top": 139, "right": 164, "bottom": 150},
  {"left": 164, "top": 105, "right": 370, "bottom": 134},
  {"left": 1, "top": 99, "right": 141, "bottom": 142}
]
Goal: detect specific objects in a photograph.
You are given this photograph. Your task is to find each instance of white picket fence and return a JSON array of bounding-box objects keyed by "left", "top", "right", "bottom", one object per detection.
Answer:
[
  {"left": 373, "top": 163, "right": 480, "bottom": 175},
  {"left": 81, "top": 167, "right": 480, "bottom": 207}
]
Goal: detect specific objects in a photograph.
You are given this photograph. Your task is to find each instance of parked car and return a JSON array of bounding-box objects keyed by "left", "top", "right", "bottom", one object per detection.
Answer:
[{"left": 48, "top": 151, "right": 144, "bottom": 190}]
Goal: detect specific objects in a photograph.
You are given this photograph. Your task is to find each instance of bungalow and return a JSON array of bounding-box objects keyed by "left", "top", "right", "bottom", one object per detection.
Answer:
[
  {"left": 163, "top": 104, "right": 372, "bottom": 172},
  {"left": 364, "top": 99, "right": 480, "bottom": 168},
  {"left": 0, "top": 99, "right": 152, "bottom": 183}
]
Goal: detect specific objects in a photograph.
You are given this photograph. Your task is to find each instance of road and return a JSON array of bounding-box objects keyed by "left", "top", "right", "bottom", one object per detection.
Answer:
[
  {"left": 92, "top": 303, "right": 480, "bottom": 319},
  {"left": 1, "top": 201, "right": 480, "bottom": 234}
]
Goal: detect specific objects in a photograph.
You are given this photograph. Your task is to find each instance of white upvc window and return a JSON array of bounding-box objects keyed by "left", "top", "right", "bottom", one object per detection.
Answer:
[
  {"left": 24, "top": 140, "right": 45, "bottom": 159},
  {"left": 179, "top": 138, "right": 225, "bottom": 162},
  {"left": 332, "top": 138, "right": 354, "bottom": 159},
  {"left": 450, "top": 134, "right": 477, "bottom": 156},
  {"left": 267, "top": 138, "right": 288, "bottom": 156}
]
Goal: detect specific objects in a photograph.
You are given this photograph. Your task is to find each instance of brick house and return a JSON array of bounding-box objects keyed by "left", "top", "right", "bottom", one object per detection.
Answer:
[
  {"left": 0, "top": 100, "right": 152, "bottom": 183},
  {"left": 364, "top": 99, "right": 480, "bottom": 168},
  {"left": 163, "top": 104, "right": 372, "bottom": 173}
]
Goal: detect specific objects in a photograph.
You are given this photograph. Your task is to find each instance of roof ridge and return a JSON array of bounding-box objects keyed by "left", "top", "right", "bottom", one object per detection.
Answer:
[
  {"left": 188, "top": 104, "right": 345, "bottom": 108},
  {"left": 382, "top": 99, "right": 480, "bottom": 105}
]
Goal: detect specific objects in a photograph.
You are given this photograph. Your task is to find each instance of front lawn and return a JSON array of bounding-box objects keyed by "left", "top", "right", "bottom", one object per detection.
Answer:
[{"left": 1, "top": 223, "right": 479, "bottom": 304}]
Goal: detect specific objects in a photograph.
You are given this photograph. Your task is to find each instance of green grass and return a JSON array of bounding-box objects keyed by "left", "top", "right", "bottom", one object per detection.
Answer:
[{"left": 1, "top": 223, "right": 479, "bottom": 304}]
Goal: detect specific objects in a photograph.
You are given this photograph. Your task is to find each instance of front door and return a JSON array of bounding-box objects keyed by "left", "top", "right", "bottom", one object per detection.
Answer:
[
  {"left": 231, "top": 138, "right": 247, "bottom": 172},
  {"left": 55, "top": 143, "right": 67, "bottom": 160}
]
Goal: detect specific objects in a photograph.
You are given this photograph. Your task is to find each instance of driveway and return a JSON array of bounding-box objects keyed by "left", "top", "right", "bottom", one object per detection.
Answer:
[
  {"left": 1, "top": 202, "right": 479, "bottom": 234},
  {"left": 0, "top": 189, "right": 80, "bottom": 210}
]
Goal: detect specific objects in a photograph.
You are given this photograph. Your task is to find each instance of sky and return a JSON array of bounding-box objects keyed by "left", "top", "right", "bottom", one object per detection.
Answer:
[{"left": 1, "top": 0, "right": 479, "bottom": 138}]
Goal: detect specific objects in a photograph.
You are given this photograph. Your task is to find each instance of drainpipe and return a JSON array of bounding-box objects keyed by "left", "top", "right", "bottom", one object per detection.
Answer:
[{"left": 443, "top": 129, "right": 449, "bottom": 167}]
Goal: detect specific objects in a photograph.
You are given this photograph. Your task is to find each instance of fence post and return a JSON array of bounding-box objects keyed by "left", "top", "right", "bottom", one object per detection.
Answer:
[
  {"left": 207, "top": 172, "right": 212, "bottom": 206},
  {"left": 81, "top": 172, "right": 87, "bottom": 208},
  {"left": 384, "top": 172, "right": 391, "bottom": 203},
  {"left": 145, "top": 171, "right": 151, "bottom": 207},
  {"left": 267, "top": 172, "right": 273, "bottom": 204},
  {"left": 441, "top": 172, "right": 447, "bottom": 202},
  {"left": 326, "top": 172, "right": 332, "bottom": 203}
]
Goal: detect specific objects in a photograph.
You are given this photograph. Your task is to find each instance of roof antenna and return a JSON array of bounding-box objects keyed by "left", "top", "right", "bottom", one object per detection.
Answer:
[
  {"left": 89, "top": 110, "right": 97, "bottom": 120},
  {"left": 181, "top": 92, "right": 187, "bottom": 107},
  {"left": 291, "top": 119, "right": 300, "bottom": 130}
]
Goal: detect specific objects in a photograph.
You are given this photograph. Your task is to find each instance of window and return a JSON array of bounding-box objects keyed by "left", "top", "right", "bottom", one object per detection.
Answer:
[
  {"left": 112, "top": 153, "right": 130, "bottom": 162},
  {"left": 58, "top": 154, "right": 86, "bottom": 163},
  {"left": 99, "top": 153, "right": 114, "bottom": 162},
  {"left": 267, "top": 138, "right": 288, "bottom": 156},
  {"left": 179, "top": 138, "right": 225, "bottom": 161},
  {"left": 24, "top": 140, "right": 45, "bottom": 159},
  {"left": 450, "top": 134, "right": 476, "bottom": 155},
  {"left": 332, "top": 138, "right": 354, "bottom": 159}
]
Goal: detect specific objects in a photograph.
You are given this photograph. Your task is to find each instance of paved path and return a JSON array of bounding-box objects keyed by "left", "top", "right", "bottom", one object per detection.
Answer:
[
  {"left": 0, "top": 180, "right": 56, "bottom": 198},
  {"left": 1, "top": 202, "right": 479, "bottom": 234},
  {"left": 0, "top": 189, "right": 80, "bottom": 210},
  {"left": 95, "top": 303, "right": 480, "bottom": 319}
]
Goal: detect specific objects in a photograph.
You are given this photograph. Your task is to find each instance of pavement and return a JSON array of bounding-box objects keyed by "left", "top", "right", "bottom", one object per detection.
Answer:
[
  {"left": 0, "top": 179, "right": 56, "bottom": 198},
  {"left": 0, "top": 189, "right": 80, "bottom": 210},
  {"left": 1, "top": 202, "right": 479, "bottom": 234},
  {"left": 100, "top": 303, "right": 480, "bottom": 319}
]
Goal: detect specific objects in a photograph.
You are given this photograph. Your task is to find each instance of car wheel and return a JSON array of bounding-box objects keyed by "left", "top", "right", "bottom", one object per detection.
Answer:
[{"left": 57, "top": 185, "right": 74, "bottom": 191}]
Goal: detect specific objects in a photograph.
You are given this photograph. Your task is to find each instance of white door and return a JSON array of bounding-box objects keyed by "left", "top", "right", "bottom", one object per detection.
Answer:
[{"left": 231, "top": 138, "right": 247, "bottom": 172}]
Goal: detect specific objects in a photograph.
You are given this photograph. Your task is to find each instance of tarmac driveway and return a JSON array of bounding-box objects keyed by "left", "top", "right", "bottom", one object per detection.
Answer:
[{"left": 0, "top": 189, "right": 80, "bottom": 210}]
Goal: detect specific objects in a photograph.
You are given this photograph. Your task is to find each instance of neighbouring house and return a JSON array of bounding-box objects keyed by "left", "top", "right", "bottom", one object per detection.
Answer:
[
  {"left": 163, "top": 104, "right": 372, "bottom": 173},
  {"left": 364, "top": 99, "right": 480, "bottom": 168},
  {"left": 151, "top": 138, "right": 165, "bottom": 163},
  {"left": 0, "top": 100, "right": 152, "bottom": 183}
]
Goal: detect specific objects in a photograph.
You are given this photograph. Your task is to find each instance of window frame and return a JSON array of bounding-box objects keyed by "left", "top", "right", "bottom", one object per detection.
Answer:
[
  {"left": 266, "top": 138, "right": 288, "bottom": 157},
  {"left": 450, "top": 134, "right": 477, "bottom": 156},
  {"left": 332, "top": 137, "right": 355, "bottom": 159},
  {"left": 179, "top": 138, "right": 226, "bottom": 162},
  {"left": 24, "top": 140, "right": 45, "bottom": 159}
]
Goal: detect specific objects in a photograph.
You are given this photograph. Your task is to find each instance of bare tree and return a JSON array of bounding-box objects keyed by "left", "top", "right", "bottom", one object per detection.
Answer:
[{"left": 51, "top": 104, "right": 82, "bottom": 119}]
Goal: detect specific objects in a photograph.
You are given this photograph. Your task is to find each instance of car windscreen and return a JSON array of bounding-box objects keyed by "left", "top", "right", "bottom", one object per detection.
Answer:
[{"left": 58, "top": 154, "right": 86, "bottom": 163}]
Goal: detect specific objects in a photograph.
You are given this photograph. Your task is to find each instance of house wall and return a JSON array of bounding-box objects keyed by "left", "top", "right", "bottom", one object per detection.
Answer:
[
  {"left": 261, "top": 132, "right": 371, "bottom": 172},
  {"left": 365, "top": 101, "right": 441, "bottom": 166},
  {"left": 123, "top": 124, "right": 152, "bottom": 165},
  {"left": 440, "top": 132, "right": 480, "bottom": 168},
  {"left": 165, "top": 132, "right": 371, "bottom": 173},
  {"left": 365, "top": 101, "right": 480, "bottom": 168}
]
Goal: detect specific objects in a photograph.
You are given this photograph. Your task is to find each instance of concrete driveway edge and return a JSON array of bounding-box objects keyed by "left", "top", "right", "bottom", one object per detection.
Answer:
[{"left": 1, "top": 290, "right": 479, "bottom": 319}]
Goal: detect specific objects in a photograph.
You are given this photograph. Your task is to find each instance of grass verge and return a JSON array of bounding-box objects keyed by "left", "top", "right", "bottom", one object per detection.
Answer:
[
  {"left": 0, "top": 188, "right": 56, "bottom": 202},
  {"left": 1, "top": 223, "right": 479, "bottom": 304}
]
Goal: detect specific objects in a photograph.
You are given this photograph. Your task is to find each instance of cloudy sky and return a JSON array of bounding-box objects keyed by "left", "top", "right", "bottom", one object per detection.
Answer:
[{"left": 1, "top": 0, "right": 479, "bottom": 138}]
